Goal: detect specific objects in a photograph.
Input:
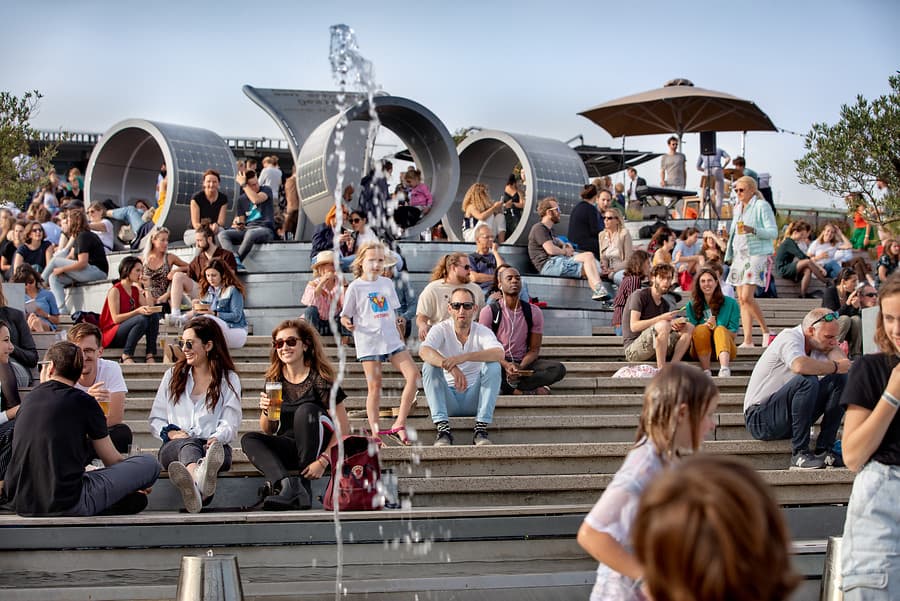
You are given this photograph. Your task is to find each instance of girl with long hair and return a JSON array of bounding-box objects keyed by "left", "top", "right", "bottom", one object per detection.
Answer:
[
  {"left": 178, "top": 258, "right": 248, "bottom": 349},
  {"left": 241, "top": 319, "right": 350, "bottom": 510},
  {"left": 148, "top": 316, "right": 242, "bottom": 513},
  {"left": 12, "top": 221, "right": 53, "bottom": 274},
  {"left": 808, "top": 223, "right": 851, "bottom": 279},
  {"left": 577, "top": 364, "right": 719, "bottom": 600},
  {"left": 502, "top": 172, "right": 525, "bottom": 236},
  {"left": 340, "top": 242, "right": 418, "bottom": 444},
  {"left": 651, "top": 230, "right": 676, "bottom": 267},
  {"left": 99, "top": 256, "right": 160, "bottom": 363},
  {"left": 42, "top": 208, "right": 109, "bottom": 312},
  {"left": 461, "top": 183, "right": 504, "bottom": 242},
  {"left": 875, "top": 238, "right": 900, "bottom": 287},
  {"left": 775, "top": 220, "right": 830, "bottom": 298},
  {"left": 611, "top": 250, "right": 650, "bottom": 336},
  {"left": 598, "top": 207, "right": 633, "bottom": 285},
  {"left": 0, "top": 320, "right": 22, "bottom": 502},
  {"left": 685, "top": 267, "right": 740, "bottom": 377},
  {"left": 839, "top": 275, "right": 900, "bottom": 598},
  {"left": 12, "top": 265, "right": 59, "bottom": 333}
]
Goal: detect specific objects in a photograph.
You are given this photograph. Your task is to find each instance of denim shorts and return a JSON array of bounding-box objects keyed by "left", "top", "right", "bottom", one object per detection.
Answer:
[
  {"left": 540, "top": 255, "right": 583, "bottom": 278},
  {"left": 358, "top": 346, "right": 405, "bottom": 362},
  {"left": 841, "top": 460, "right": 900, "bottom": 600}
]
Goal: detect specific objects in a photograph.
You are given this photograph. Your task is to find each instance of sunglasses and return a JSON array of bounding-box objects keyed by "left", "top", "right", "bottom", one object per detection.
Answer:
[
  {"left": 603, "top": 215, "right": 618, "bottom": 220},
  {"left": 350, "top": 218, "right": 363, "bottom": 224},
  {"left": 734, "top": 188, "right": 747, "bottom": 193},
  {"left": 179, "top": 339, "right": 196, "bottom": 350},
  {"left": 810, "top": 311, "right": 840, "bottom": 327},
  {"left": 449, "top": 301, "right": 475, "bottom": 311},
  {"left": 456, "top": 264, "right": 472, "bottom": 270},
  {"left": 862, "top": 292, "right": 878, "bottom": 298},
  {"left": 273, "top": 336, "right": 300, "bottom": 349}
]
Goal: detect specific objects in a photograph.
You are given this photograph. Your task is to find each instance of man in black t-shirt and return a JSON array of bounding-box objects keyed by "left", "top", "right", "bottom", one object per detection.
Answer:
[
  {"left": 41, "top": 209, "right": 110, "bottom": 312},
  {"left": 4, "top": 342, "right": 159, "bottom": 516},
  {"left": 218, "top": 170, "right": 275, "bottom": 272}
]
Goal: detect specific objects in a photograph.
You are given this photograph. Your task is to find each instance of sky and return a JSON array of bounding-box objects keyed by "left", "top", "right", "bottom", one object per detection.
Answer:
[{"left": 4, "top": 0, "right": 898, "bottom": 210}]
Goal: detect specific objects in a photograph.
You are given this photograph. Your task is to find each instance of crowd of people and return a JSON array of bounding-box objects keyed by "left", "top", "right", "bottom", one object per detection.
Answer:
[{"left": 0, "top": 156, "right": 896, "bottom": 599}]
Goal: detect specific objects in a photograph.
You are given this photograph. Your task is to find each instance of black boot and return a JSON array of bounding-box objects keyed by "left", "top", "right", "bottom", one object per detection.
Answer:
[{"left": 264, "top": 477, "right": 311, "bottom": 511}]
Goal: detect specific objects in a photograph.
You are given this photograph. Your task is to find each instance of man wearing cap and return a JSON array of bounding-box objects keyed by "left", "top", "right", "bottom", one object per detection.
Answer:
[
  {"left": 744, "top": 308, "right": 849, "bottom": 470},
  {"left": 169, "top": 223, "right": 237, "bottom": 321},
  {"left": 420, "top": 288, "right": 504, "bottom": 446},
  {"left": 218, "top": 170, "right": 275, "bottom": 272}
]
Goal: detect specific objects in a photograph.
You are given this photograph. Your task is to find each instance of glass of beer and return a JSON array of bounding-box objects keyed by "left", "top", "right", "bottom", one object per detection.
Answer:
[
  {"left": 98, "top": 400, "right": 110, "bottom": 417},
  {"left": 736, "top": 220, "right": 746, "bottom": 235},
  {"left": 265, "top": 381, "right": 283, "bottom": 421}
]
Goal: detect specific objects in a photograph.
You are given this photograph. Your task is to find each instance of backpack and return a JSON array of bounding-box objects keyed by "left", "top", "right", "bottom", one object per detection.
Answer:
[
  {"left": 489, "top": 300, "right": 533, "bottom": 348},
  {"left": 322, "top": 435, "right": 383, "bottom": 511}
]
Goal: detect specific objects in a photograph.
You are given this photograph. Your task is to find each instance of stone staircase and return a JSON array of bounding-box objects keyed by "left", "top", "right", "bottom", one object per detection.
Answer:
[{"left": 0, "top": 244, "right": 850, "bottom": 601}]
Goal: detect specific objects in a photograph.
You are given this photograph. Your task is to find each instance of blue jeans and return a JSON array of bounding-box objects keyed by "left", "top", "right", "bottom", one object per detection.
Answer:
[
  {"left": 422, "top": 362, "right": 501, "bottom": 424},
  {"left": 42, "top": 258, "right": 108, "bottom": 312},
  {"left": 218, "top": 226, "right": 274, "bottom": 261},
  {"left": 823, "top": 260, "right": 841, "bottom": 279},
  {"left": 841, "top": 461, "right": 900, "bottom": 600},
  {"left": 744, "top": 373, "right": 846, "bottom": 454},
  {"left": 108, "top": 206, "right": 145, "bottom": 233},
  {"left": 64, "top": 455, "right": 161, "bottom": 516}
]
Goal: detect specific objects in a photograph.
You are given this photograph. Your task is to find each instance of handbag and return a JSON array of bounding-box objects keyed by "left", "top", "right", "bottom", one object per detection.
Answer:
[{"left": 322, "top": 435, "right": 383, "bottom": 511}]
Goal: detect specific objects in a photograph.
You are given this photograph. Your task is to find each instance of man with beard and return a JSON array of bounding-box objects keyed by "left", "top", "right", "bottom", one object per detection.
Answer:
[
  {"left": 527, "top": 197, "right": 607, "bottom": 300},
  {"left": 168, "top": 223, "right": 237, "bottom": 321},
  {"left": 622, "top": 263, "right": 694, "bottom": 368},
  {"left": 744, "top": 308, "right": 849, "bottom": 470},
  {"left": 478, "top": 266, "right": 565, "bottom": 395}
]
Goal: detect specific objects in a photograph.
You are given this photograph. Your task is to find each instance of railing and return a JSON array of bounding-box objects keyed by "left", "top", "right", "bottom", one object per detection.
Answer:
[{"left": 32, "top": 130, "right": 291, "bottom": 153}]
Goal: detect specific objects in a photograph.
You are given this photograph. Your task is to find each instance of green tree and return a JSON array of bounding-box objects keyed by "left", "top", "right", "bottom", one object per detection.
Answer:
[
  {"left": 796, "top": 73, "right": 900, "bottom": 224},
  {"left": 0, "top": 90, "right": 62, "bottom": 205}
]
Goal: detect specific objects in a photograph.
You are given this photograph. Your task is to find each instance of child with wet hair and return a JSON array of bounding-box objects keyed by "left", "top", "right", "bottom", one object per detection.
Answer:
[
  {"left": 633, "top": 455, "right": 798, "bottom": 601},
  {"left": 577, "top": 363, "right": 719, "bottom": 600}
]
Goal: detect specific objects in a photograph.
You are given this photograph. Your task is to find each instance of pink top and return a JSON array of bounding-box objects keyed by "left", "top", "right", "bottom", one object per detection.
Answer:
[
  {"left": 408, "top": 183, "right": 433, "bottom": 209},
  {"left": 301, "top": 277, "right": 344, "bottom": 319}
]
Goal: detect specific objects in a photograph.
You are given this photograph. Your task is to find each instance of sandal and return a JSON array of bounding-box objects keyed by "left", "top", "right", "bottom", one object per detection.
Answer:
[
  {"left": 120, "top": 354, "right": 135, "bottom": 364},
  {"left": 378, "top": 426, "right": 411, "bottom": 446},
  {"left": 145, "top": 354, "right": 158, "bottom": 364}
]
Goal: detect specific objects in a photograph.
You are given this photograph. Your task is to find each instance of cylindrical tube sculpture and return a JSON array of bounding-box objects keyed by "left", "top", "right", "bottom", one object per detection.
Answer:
[
  {"left": 296, "top": 95, "right": 459, "bottom": 239},
  {"left": 85, "top": 119, "right": 237, "bottom": 241},
  {"left": 450, "top": 130, "right": 589, "bottom": 244}
]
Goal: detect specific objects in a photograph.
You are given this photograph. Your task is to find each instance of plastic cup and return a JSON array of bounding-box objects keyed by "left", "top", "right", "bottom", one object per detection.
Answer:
[
  {"left": 736, "top": 220, "right": 746, "bottom": 235},
  {"left": 98, "top": 400, "right": 110, "bottom": 416}
]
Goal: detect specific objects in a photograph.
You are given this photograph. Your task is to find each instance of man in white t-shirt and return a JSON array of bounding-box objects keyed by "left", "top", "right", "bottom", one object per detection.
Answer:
[
  {"left": 743, "top": 308, "right": 849, "bottom": 470},
  {"left": 415, "top": 252, "right": 486, "bottom": 341},
  {"left": 419, "top": 288, "right": 504, "bottom": 446},
  {"left": 68, "top": 323, "right": 132, "bottom": 454}
]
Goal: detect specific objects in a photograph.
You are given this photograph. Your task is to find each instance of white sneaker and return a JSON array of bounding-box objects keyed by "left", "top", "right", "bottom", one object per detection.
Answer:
[
  {"left": 718, "top": 367, "right": 732, "bottom": 377},
  {"left": 703, "top": 369, "right": 712, "bottom": 376},
  {"left": 167, "top": 314, "right": 186, "bottom": 328},
  {"left": 168, "top": 461, "right": 202, "bottom": 513},
  {"left": 194, "top": 439, "right": 225, "bottom": 499},
  {"left": 762, "top": 331, "right": 774, "bottom": 348}
]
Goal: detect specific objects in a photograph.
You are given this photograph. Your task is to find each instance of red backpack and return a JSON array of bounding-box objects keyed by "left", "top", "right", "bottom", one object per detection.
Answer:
[{"left": 322, "top": 435, "right": 383, "bottom": 511}]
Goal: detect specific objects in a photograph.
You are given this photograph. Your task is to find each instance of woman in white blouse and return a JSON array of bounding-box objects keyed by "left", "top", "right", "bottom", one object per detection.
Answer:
[
  {"left": 807, "top": 223, "right": 852, "bottom": 280},
  {"left": 598, "top": 207, "right": 634, "bottom": 285},
  {"left": 148, "top": 316, "right": 242, "bottom": 513}
]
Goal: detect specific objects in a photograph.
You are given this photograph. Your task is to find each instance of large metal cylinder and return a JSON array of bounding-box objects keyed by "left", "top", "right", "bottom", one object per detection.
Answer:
[
  {"left": 85, "top": 119, "right": 237, "bottom": 240},
  {"left": 449, "top": 131, "right": 588, "bottom": 244},
  {"left": 296, "top": 95, "right": 459, "bottom": 239}
]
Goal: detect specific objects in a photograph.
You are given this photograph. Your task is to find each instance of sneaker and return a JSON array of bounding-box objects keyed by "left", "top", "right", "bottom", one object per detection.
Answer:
[
  {"left": 168, "top": 461, "right": 202, "bottom": 513},
  {"left": 790, "top": 451, "right": 826, "bottom": 470},
  {"left": 762, "top": 332, "right": 774, "bottom": 348},
  {"left": 821, "top": 450, "right": 845, "bottom": 468},
  {"left": 167, "top": 314, "right": 187, "bottom": 328},
  {"left": 473, "top": 431, "right": 492, "bottom": 446},
  {"left": 703, "top": 369, "right": 712, "bottom": 376},
  {"left": 194, "top": 439, "right": 225, "bottom": 499},
  {"left": 433, "top": 431, "right": 454, "bottom": 447},
  {"left": 234, "top": 257, "right": 248, "bottom": 273},
  {"left": 591, "top": 285, "right": 610, "bottom": 301},
  {"left": 718, "top": 367, "right": 731, "bottom": 377}
]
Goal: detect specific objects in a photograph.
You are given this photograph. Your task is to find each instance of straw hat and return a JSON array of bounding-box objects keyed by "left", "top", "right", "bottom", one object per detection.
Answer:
[{"left": 312, "top": 251, "right": 337, "bottom": 271}]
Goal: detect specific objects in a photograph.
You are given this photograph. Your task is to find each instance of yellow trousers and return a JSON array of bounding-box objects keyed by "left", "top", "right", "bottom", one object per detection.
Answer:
[{"left": 690, "top": 325, "right": 737, "bottom": 359}]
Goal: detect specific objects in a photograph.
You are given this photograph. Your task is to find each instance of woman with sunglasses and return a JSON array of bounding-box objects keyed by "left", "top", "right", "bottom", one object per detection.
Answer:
[
  {"left": 598, "top": 207, "right": 633, "bottom": 286},
  {"left": 12, "top": 221, "right": 53, "bottom": 274},
  {"left": 100, "top": 256, "right": 160, "bottom": 363},
  {"left": 839, "top": 276, "right": 900, "bottom": 599},
  {"left": 148, "top": 316, "right": 241, "bottom": 513},
  {"left": 241, "top": 319, "right": 349, "bottom": 510},
  {"left": 724, "top": 175, "right": 777, "bottom": 348},
  {"left": 822, "top": 268, "right": 867, "bottom": 360},
  {"left": 12, "top": 265, "right": 59, "bottom": 333},
  {"left": 142, "top": 226, "right": 189, "bottom": 313}
]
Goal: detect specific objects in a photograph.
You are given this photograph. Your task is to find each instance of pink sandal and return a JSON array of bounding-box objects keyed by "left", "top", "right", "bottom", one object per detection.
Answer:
[{"left": 378, "top": 426, "right": 411, "bottom": 446}]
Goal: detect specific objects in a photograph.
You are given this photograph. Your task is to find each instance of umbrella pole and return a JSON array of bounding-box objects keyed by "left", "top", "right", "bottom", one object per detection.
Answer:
[{"left": 741, "top": 131, "right": 746, "bottom": 157}]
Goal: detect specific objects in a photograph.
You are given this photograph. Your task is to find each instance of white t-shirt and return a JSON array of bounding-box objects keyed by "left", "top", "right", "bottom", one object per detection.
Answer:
[
  {"left": 75, "top": 358, "right": 128, "bottom": 394},
  {"left": 744, "top": 325, "right": 828, "bottom": 411},
  {"left": 341, "top": 276, "right": 404, "bottom": 359},
  {"left": 94, "top": 219, "right": 115, "bottom": 251},
  {"left": 422, "top": 319, "right": 503, "bottom": 388}
]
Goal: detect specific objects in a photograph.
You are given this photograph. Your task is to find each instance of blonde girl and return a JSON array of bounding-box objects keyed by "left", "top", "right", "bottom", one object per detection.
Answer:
[
  {"left": 461, "top": 183, "right": 504, "bottom": 242},
  {"left": 577, "top": 364, "right": 719, "bottom": 601},
  {"left": 340, "top": 242, "right": 418, "bottom": 445}
]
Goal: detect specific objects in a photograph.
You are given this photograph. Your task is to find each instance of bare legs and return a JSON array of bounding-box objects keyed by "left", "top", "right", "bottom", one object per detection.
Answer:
[
  {"left": 737, "top": 284, "right": 769, "bottom": 347},
  {"left": 575, "top": 252, "right": 603, "bottom": 289}
]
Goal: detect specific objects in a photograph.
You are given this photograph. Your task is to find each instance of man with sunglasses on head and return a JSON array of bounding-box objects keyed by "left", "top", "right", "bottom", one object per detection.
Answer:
[
  {"left": 527, "top": 197, "right": 609, "bottom": 301},
  {"left": 419, "top": 288, "right": 504, "bottom": 446},
  {"left": 744, "top": 308, "right": 849, "bottom": 470},
  {"left": 415, "top": 253, "right": 485, "bottom": 341}
]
